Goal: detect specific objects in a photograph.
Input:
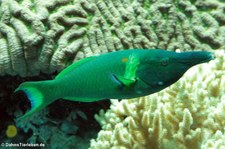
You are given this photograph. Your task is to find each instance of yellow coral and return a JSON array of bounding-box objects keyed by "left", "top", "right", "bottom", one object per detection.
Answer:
[
  {"left": 89, "top": 50, "right": 225, "bottom": 149},
  {"left": 6, "top": 124, "right": 17, "bottom": 138}
]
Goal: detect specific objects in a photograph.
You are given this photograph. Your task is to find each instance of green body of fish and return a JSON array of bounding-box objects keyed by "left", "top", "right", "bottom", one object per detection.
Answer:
[{"left": 15, "top": 49, "right": 214, "bottom": 118}]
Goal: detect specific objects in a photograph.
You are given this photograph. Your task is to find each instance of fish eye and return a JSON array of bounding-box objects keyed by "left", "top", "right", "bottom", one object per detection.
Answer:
[{"left": 160, "top": 58, "right": 169, "bottom": 66}]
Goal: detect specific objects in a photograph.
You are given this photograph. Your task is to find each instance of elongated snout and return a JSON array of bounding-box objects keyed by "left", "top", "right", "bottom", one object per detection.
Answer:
[{"left": 175, "top": 51, "right": 215, "bottom": 66}]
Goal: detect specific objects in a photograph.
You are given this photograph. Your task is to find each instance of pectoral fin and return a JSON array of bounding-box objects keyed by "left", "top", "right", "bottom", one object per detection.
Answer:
[{"left": 112, "top": 74, "right": 136, "bottom": 87}]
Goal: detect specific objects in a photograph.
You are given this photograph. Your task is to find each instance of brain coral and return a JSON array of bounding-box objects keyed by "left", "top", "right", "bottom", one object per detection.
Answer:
[
  {"left": 89, "top": 50, "right": 225, "bottom": 149},
  {"left": 0, "top": 0, "right": 224, "bottom": 76}
]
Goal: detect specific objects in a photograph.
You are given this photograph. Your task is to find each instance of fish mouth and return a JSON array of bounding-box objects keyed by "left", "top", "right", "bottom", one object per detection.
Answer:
[{"left": 198, "top": 52, "right": 215, "bottom": 63}]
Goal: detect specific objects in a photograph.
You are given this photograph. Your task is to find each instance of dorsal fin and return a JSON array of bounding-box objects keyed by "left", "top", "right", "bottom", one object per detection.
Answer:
[{"left": 55, "top": 56, "right": 96, "bottom": 79}]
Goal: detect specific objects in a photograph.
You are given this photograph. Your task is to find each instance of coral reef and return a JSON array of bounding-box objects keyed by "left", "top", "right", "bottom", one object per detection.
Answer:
[
  {"left": 0, "top": 0, "right": 225, "bottom": 148},
  {"left": 89, "top": 50, "right": 225, "bottom": 149},
  {"left": 0, "top": 0, "right": 224, "bottom": 76}
]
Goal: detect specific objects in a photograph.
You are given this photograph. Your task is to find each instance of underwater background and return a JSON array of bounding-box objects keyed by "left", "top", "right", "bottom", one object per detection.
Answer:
[{"left": 0, "top": 0, "right": 225, "bottom": 149}]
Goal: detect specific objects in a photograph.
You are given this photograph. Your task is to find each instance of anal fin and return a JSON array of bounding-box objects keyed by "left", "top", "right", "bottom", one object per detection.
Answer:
[{"left": 63, "top": 97, "right": 101, "bottom": 102}]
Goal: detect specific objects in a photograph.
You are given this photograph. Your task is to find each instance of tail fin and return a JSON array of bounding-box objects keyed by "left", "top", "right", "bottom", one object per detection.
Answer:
[{"left": 15, "top": 81, "right": 57, "bottom": 119}]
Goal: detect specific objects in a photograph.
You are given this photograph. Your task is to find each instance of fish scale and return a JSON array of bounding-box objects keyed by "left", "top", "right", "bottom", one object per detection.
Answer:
[{"left": 15, "top": 49, "right": 214, "bottom": 119}]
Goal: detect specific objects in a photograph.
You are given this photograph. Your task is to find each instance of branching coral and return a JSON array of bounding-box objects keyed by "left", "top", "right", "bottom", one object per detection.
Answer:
[
  {"left": 89, "top": 50, "right": 225, "bottom": 149},
  {"left": 0, "top": 0, "right": 224, "bottom": 76}
]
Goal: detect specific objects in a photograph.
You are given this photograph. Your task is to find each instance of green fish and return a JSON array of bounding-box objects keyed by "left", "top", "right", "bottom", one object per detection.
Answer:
[{"left": 15, "top": 49, "right": 214, "bottom": 118}]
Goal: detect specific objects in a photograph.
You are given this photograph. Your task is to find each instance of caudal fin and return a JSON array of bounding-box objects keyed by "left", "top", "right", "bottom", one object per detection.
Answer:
[{"left": 15, "top": 81, "right": 57, "bottom": 119}]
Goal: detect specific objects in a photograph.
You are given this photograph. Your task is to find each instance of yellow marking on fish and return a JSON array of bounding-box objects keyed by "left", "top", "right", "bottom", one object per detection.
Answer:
[{"left": 121, "top": 57, "right": 129, "bottom": 63}]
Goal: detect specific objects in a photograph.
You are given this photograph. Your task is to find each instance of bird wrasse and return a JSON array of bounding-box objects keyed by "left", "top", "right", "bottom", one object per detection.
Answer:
[{"left": 15, "top": 49, "right": 215, "bottom": 119}]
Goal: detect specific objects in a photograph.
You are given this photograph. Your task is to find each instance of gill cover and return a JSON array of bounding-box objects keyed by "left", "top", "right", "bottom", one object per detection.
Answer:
[{"left": 137, "top": 50, "right": 214, "bottom": 91}]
